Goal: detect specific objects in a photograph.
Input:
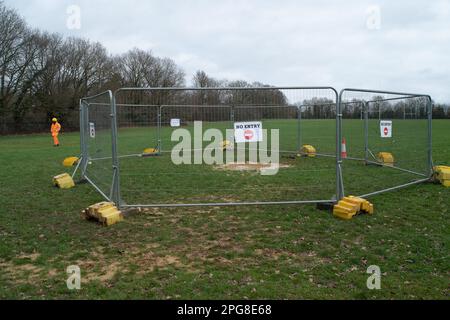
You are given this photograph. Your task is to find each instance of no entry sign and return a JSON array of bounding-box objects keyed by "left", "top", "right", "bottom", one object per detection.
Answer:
[
  {"left": 89, "top": 122, "right": 96, "bottom": 138},
  {"left": 234, "top": 122, "right": 263, "bottom": 143},
  {"left": 380, "top": 120, "right": 392, "bottom": 138},
  {"left": 170, "top": 118, "right": 181, "bottom": 127}
]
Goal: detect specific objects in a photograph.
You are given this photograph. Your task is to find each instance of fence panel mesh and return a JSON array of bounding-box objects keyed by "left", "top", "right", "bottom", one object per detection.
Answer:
[
  {"left": 340, "top": 90, "right": 431, "bottom": 198},
  {"left": 80, "top": 87, "right": 433, "bottom": 207},
  {"left": 81, "top": 92, "right": 114, "bottom": 200},
  {"left": 114, "top": 87, "right": 338, "bottom": 206},
  {"left": 160, "top": 105, "right": 233, "bottom": 153}
]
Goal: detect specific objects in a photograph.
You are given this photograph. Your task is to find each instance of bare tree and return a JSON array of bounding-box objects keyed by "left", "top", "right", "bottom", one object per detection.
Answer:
[
  {"left": 0, "top": 4, "right": 30, "bottom": 117},
  {"left": 116, "top": 48, "right": 184, "bottom": 88},
  {"left": 192, "top": 70, "right": 219, "bottom": 88},
  {"left": 1, "top": 0, "right": 321, "bottom": 133}
]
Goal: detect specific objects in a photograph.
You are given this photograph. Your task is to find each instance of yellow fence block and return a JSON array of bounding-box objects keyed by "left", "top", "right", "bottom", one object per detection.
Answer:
[
  {"left": 433, "top": 166, "right": 450, "bottom": 187},
  {"left": 300, "top": 145, "right": 316, "bottom": 158},
  {"left": 333, "top": 196, "right": 374, "bottom": 220},
  {"left": 377, "top": 152, "right": 394, "bottom": 166},
  {"left": 81, "top": 202, "right": 123, "bottom": 226},
  {"left": 53, "top": 173, "right": 75, "bottom": 189},
  {"left": 434, "top": 166, "right": 450, "bottom": 180},
  {"left": 62, "top": 157, "right": 79, "bottom": 167},
  {"left": 433, "top": 165, "right": 450, "bottom": 170},
  {"left": 142, "top": 148, "right": 159, "bottom": 156},
  {"left": 220, "top": 140, "right": 234, "bottom": 151}
]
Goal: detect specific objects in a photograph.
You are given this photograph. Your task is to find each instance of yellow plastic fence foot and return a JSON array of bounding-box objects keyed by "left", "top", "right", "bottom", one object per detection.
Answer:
[
  {"left": 63, "top": 157, "right": 79, "bottom": 167},
  {"left": 333, "top": 196, "right": 374, "bottom": 220},
  {"left": 299, "top": 145, "right": 316, "bottom": 158},
  {"left": 220, "top": 140, "right": 234, "bottom": 151},
  {"left": 142, "top": 148, "right": 159, "bottom": 156},
  {"left": 53, "top": 173, "right": 75, "bottom": 189},
  {"left": 433, "top": 166, "right": 450, "bottom": 188},
  {"left": 81, "top": 202, "right": 123, "bottom": 226},
  {"left": 377, "top": 152, "right": 394, "bottom": 167}
]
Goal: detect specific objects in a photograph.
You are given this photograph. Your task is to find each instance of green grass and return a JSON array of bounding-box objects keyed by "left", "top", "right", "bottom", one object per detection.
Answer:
[{"left": 0, "top": 120, "right": 448, "bottom": 299}]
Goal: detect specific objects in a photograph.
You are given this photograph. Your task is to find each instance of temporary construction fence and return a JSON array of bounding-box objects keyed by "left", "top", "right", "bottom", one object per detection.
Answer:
[
  {"left": 76, "top": 87, "right": 433, "bottom": 211},
  {"left": 338, "top": 89, "right": 433, "bottom": 200},
  {"left": 79, "top": 91, "right": 118, "bottom": 202}
]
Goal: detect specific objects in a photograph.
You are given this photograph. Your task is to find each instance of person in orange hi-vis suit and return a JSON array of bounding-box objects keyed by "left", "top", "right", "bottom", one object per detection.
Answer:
[{"left": 51, "top": 118, "right": 61, "bottom": 147}]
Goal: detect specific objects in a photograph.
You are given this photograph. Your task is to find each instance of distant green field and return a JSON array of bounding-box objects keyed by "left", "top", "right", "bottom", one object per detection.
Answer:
[{"left": 0, "top": 120, "right": 448, "bottom": 299}]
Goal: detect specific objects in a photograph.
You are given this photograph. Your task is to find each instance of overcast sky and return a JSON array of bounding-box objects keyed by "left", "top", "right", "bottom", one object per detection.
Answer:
[{"left": 4, "top": 0, "right": 450, "bottom": 102}]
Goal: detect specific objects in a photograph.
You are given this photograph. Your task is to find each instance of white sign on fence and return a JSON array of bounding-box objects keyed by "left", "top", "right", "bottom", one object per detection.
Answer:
[
  {"left": 170, "top": 118, "right": 181, "bottom": 127},
  {"left": 89, "top": 122, "right": 95, "bottom": 138},
  {"left": 234, "top": 121, "right": 263, "bottom": 143},
  {"left": 380, "top": 120, "right": 392, "bottom": 138}
]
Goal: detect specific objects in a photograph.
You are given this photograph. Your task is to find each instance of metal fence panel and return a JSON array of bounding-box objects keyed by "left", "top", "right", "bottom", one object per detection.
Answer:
[
  {"left": 80, "top": 87, "right": 434, "bottom": 208},
  {"left": 113, "top": 87, "right": 339, "bottom": 207},
  {"left": 160, "top": 105, "right": 234, "bottom": 154},
  {"left": 339, "top": 89, "right": 432, "bottom": 199},
  {"left": 80, "top": 91, "right": 114, "bottom": 201}
]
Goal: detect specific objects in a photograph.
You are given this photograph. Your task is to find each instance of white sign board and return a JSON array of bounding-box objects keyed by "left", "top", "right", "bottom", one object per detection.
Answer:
[
  {"left": 380, "top": 120, "right": 392, "bottom": 138},
  {"left": 170, "top": 118, "right": 181, "bottom": 127},
  {"left": 89, "top": 122, "right": 95, "bottom": 138},
  {"left": 234, "top": 122, "right": 263, "bottom": 143}
]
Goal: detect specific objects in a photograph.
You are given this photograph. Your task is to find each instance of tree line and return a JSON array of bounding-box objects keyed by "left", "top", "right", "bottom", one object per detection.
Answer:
[
  {"left": 1, "top": 2, "right": 449, "bottom": 134},
  {"left": 0, "top": 2, "right": 188, "bottom": 133},
  {"left": 0, "top": 3, "right": 289, "bottom": 134}
]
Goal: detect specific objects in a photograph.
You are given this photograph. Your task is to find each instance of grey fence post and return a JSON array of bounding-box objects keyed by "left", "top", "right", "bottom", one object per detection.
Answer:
[
  {"left": 230, "top": 105, "right": 235, "bottom": 123},
  {"left": 336, "top": 93, "right": 344, "bottom": 201},
  {"left": 230, "top": 105, "right": 235, "bottom": 143},
  {"left": 79, "top": 100, "right": 89, "bottom": 180},
  {"left": 297, "top": 106, "right": 302, "bottom": 151},
  {"left": 427, "top": 98, "right": 433, "bottom": 177},
  {"left": 158, "top": 105, "right": 162, "bottom": 153},
  {"left": 364, "top": 101, "right": 369, "bottom": 164},
  {"left": 111, "top": 93, "right": 121, "bottom": 207}
]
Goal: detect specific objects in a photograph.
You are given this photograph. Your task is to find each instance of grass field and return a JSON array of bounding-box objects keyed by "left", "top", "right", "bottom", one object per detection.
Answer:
[{"left": 0, "top": 120, "right": 448, "bottom": 299}]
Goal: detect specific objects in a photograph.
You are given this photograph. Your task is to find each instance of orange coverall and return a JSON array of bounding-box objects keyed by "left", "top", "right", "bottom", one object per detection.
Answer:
[{"left": 51, "top": 122, "right": 61, "bottom": 146}]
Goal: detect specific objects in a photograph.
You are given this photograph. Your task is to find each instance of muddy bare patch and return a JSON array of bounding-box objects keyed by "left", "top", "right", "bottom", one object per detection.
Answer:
[
  {"left": 123, "top": 207, "right": 165, "bottom": 217},
  {"left": 253, "top": 248, "right": 332, "bottom": 266},
  {"left": 133, "top": 251, "right": 188, "bottom": 275},
  {"left": 83, "top": 261, "right": 123, "bottom": 283},
  {"left": 17, "top": 252, "right": 41, "bottom": 262},
  {"left": 216, "top": 162, "right": 291, "bottom": 172},
  {"left": 0, "top": 259, "right": 46, "bottom": 285}
]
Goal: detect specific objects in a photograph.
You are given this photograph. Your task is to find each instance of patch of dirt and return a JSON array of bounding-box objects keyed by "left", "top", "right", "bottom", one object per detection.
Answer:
[
  {"left": 253, "top": 248, "right": 332, "bottom": 266},
  {"left": 124, "top": 207, "right": 164, "bottom": 216},
  {"left": 83, "top": 261, "right": 123, "bottom": 283},
  {"left": 0, "top": 259, "right": 46, "bottom": 285},
  {"left": 155, "top": 255, "right": 182, "bottom": 268},
  {"left": 216, "top": 162, "right": 291, "bottom": 172},
  {"left": 133, "top": 251, "right": 188, "bottom": 275},
  {"left": 47, "top": 269, "right": 58, "bottom": 277},
  {"left": 17, "top": 252, "right": 41, "bottom": 262}
]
